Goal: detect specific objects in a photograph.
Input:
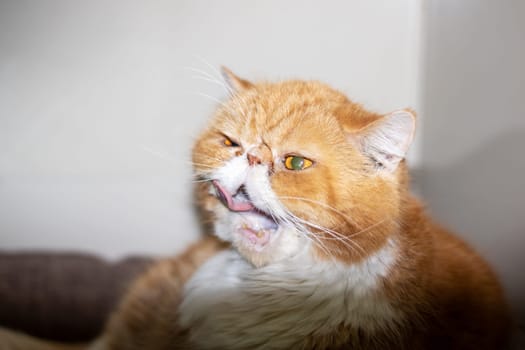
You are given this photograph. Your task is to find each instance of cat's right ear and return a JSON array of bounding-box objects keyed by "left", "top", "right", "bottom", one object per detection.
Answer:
[
  {"left": 221, "top": 66, "right": 254, "bottom": 92},
  {"left": 352, "top": 110, "right": 416, "bottom": 172}
]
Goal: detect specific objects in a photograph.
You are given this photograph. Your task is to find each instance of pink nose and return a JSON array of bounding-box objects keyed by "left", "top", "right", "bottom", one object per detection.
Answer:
[{"left": 247, "top": 153, "right": 262, "bottom": 166}]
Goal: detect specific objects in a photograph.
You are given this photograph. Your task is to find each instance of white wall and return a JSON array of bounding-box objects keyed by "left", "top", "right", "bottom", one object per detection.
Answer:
[
  {"left": 0, "top": 0, "right": 422, "bottom": 259},
  {"left": 419, "top": 0, "right": 525, "bottom": 329}
]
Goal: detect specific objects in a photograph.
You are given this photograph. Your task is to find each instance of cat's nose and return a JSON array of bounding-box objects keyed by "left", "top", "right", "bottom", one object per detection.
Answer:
[
  {"left": 246, "top": 145, "right": 273, "bottom": 171},
  {"left": 247, "top": 153, "right": 262, "bottom": 166}
]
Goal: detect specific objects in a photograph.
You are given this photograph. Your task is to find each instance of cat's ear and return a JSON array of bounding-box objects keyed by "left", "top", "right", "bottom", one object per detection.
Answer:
[
  {"left": 354, "top": 110, "right": 416, "bottom": 172},
  {"left": 221, "top": 66, "right": 254, "bottom": 92}
]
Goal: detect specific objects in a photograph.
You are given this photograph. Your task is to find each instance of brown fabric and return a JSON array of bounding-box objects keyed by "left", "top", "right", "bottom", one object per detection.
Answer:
[{"left": 0, "top": 251, "right": 154, "bottom": 342}]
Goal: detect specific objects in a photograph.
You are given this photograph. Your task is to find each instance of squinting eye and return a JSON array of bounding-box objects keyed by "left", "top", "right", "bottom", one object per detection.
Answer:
[
  {"left": 284, "top": 155, "right": 313, "bottom": 171},
  {"left": 223, "top": 137, "right": 239, "bottom": 147}
]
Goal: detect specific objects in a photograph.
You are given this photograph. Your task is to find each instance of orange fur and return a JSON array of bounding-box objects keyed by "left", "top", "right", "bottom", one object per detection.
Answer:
[
  {"left": 102, "top": 236, "right": 227, "bottom": 350},
  {"left": 1, "top": 71, "right": 511, "bottom": 349}
]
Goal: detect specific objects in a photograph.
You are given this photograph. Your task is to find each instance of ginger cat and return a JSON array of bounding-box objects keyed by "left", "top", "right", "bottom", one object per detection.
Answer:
[{"left": 1, "top": 69, "right": 510, "bottom": 349}]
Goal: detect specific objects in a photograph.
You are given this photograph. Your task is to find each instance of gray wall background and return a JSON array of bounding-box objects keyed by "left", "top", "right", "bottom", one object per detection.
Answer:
[{"left": 419, "top": 0, "right": 525, "bottom": 329}]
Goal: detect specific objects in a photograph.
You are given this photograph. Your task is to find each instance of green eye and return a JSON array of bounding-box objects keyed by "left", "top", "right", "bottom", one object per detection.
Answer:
[{"left": 284, "top": 155, "right": 313, "bottom": 171}]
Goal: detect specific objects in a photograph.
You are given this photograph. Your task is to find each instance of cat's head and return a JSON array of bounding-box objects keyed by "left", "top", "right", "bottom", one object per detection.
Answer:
[{"left": 193, "top": 68, "right": 415, "bottom": 267}]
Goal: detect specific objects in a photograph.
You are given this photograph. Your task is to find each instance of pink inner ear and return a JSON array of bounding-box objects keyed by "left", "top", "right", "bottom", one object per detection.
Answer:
[{"left": 212, "top": 180, "right": 254, "bottom": 212}]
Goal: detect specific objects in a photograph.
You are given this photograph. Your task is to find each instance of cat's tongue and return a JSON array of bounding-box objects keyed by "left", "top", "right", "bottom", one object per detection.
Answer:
[{"left": 212, "top": 180, "right": 255, "bottom": 212}]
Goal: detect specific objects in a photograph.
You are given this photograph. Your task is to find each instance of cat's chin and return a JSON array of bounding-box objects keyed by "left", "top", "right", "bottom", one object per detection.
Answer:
[
  {"left": 213, "top": 207, "right": 305, "bottom": 267},
  {"left": 231, "top": 210, "right": 281, "bottom": 266},
  {"left": 236, "top": 210, "right": 279, "bottom": 247}
]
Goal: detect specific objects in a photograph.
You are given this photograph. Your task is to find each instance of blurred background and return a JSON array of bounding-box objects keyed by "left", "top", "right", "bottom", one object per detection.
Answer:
[{"left": 0, "top": 0, "right": 523, "bottom": 340}]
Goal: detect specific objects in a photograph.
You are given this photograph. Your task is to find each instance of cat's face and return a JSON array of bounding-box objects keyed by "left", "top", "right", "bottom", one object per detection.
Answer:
[{"left": 193, "top": 69, "right": 415, "bottom": 267}]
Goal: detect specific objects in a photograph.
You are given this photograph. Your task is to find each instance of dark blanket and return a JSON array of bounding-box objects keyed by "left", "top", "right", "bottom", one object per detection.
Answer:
[{"left": 0, "top": 252, "right": 153, "bottom": 342}]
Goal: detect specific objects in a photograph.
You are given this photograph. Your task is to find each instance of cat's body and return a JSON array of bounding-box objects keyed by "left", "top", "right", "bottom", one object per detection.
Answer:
[
  {"left": 100, "top": 208, "right": 507, "bottom": 350},
  {"left": 1, "top": 70, "right": 510, "bottom": 349}
]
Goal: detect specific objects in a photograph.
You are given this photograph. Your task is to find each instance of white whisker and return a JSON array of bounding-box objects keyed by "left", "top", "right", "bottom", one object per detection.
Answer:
[
  {"left": 193, "top": 55, "right": 223, "bottom": 80},
  {"left": 285, "top": 211, "right": 368, "bottom": 259},
  {"left": 278, "top": 195, "right": 358, "bottom": 226},
  {"left": 192, "top": 75, "right": 232, "bottom": 90},
  {"left": 188, "top": 161, "right": 217, "bottom": 169},
  {"left": 278, "top": 208, "right": 336, "bottom": 262},
  {"left": 347, "top": 219, "right": 388, "bottom": 239},
  {"left": 183, "top": 66, "right": 217, "bottom": 81},
  {"left": 139, "top": 145, "right": 179, "bottom": 163}
]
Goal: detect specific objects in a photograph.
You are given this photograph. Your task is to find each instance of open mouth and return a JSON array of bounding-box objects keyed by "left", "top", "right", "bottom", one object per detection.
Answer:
[
  {"left": 212, "top": 180, "right": 254, "bottom": 212},
  {"left": 212, "top": 180, "right": 279, "bottom": 247}
]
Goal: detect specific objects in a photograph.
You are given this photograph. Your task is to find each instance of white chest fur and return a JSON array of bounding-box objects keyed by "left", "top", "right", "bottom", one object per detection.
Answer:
[{"left": 178, "top": 241, "right": 399, "bottom": 350}]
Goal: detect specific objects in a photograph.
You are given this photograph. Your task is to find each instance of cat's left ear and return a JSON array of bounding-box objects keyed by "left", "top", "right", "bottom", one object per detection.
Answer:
[
  {"left": 221, "top": 66, "right": 254, "bottom": 92},
  {"left": 354, "top": 110, "right": 416, "bottom": 172}
]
